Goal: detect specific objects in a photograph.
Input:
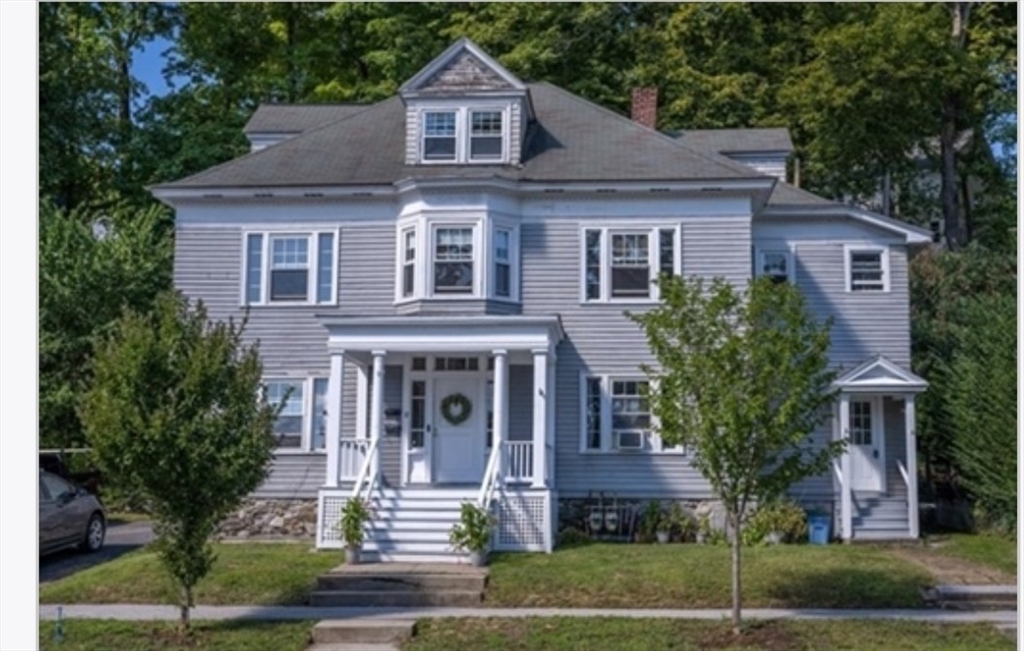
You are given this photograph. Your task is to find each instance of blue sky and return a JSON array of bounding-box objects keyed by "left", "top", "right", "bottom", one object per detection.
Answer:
[{"left": 132, "top": 35, "right": 175, "bottom": 98}]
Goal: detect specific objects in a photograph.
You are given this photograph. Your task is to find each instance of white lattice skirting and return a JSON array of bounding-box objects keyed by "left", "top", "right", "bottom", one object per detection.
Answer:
[
  {"left": 317, "top": 492, "right": 348, "bottom": 548},
  {"left": 494, "top": 489, "right": 553, "bottom": 552}
]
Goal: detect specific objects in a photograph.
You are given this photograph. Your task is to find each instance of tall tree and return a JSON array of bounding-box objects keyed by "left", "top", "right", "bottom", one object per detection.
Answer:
[
  {"left": 39, "top": 200, "right": 173, "bottom": 450},
  {"left": 630, "top": 276, "right": 842, "bottom": 634},
  {"left": 81, "top": 293, "right": 279, "bottom": 631}
]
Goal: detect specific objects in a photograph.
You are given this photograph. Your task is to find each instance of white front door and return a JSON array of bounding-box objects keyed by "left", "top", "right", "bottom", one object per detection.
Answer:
[
  {"left": 849, "top": 397, "right": 885, "bottom": 492},
  {"left": 433, "top": 377, "right": 484, "bottom": 483}
]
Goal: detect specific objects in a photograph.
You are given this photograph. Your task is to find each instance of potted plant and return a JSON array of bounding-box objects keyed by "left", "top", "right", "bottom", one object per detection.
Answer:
[
  {"left": 667, "top": 502, "right": 695, "bottom": 542},
  {"left": 743, "top": 500, "right": 808, "bottom": 546},
  {"left": 655, "top": 511, "right": 672, "bottom": 544},
  {"left": 449, "top": 502, "right": 496, "bottom": 566},
  {"left": 637, "top": 500, "right": 662, "bottom": 543},
  {"left": 339, "top": 497, "right": 372, "bottom": 564}
]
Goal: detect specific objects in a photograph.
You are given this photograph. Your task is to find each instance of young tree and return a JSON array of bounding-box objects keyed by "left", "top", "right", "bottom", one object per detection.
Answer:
[
  {"left": 630, "top": 275, "right": 842, "bottom": 634},
  {"left": 80, "top": 292, "right": 278, "bottom": 631}
]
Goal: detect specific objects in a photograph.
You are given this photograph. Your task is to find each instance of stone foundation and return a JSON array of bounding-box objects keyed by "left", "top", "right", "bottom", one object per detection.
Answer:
[
  {"left": 557, "top": 497, "right": 731, "bottom": 541},
  {"left": 216, "top": 498, "right": 317, "bottom": 539}
]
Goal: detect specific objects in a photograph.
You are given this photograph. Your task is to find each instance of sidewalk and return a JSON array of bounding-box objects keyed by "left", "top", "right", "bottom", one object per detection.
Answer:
[{"left": 38, "top": 604, "right": 1019, "bottom": 623}]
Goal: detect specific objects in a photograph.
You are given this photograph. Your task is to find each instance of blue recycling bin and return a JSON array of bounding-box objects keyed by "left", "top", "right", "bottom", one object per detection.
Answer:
[{"left": 808, "top": 513, "right": 831, "bottom": 545}]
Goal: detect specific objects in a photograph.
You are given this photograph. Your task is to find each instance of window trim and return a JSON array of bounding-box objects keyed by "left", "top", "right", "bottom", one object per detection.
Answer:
[
  {"left": 430, "top": 224, "right": 478, "bottom": 296},
  {"left": 264, "top": 376, "right": 329, "bottom": 453},
  {"left": 843, "top": 244, "right": 890, "bottom": 293},
  {"left": 416, "top": 105, "right": 511, "bottom": 165},
  {"left": 578, "top": 373, "right": 685, "bottom": 455},
  {"left": 241, "top": 228, "right": 339, "bottom": 306},
  {"left": 754, "top": 246, "right": 795, "bottom": 284},
  {"left": 579, "top": 225, "right": 680, "bottom": 304}
]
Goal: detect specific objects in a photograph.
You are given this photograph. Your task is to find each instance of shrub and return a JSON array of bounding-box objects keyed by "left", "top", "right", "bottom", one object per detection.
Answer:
[
  {"left": 743, "top": 500, "right": 807, "bottom": 546},
  {"left": 449, "top": 502, "right": 496, "bottom": 553},
  {"left": 558, "top": 526, "right": 591, "bottom": 547},
  {"left": 339, "top": 498, "right": 372, "bottom": 548}
]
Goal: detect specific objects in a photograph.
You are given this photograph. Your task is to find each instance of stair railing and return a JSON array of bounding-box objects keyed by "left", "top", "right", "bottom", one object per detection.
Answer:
[
  {"left": 477, "top": 442, "right": 503, "bottom": 509},
  {"left": 350, "top": 436, "right": 381, "bottom": 502}
]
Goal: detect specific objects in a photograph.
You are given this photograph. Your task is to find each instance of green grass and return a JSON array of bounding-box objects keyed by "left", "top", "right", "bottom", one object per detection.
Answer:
[
  {"left": 486, "top": 543, "right": 933, "bottom": 608},
  {"left": 404, "top": 618, "right": 1014, "bottom": 651},
  {"left": 39, "top": 619, "right": 313, "bottom": 651},
  {"left": 40, "top": 544, "right": 343, "bottom": 605},
  {"left": 932, "top": 533, "right": 1018, "bottom": 577}
]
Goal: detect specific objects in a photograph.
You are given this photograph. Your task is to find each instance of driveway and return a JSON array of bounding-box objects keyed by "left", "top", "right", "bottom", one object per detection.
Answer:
[{"left": 40, "top": 520, "right": 154, "bottom": 583}]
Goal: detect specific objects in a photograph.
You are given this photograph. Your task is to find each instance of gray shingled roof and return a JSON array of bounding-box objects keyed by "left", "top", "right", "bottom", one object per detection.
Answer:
[
  {"left": 243, "top": 104, "right": 369, "bottom": 134},
  {"left": 767, "top": 182, "right": 837, "bottom": 206},
  {"left": 156, "top": 83, "right": 770, "bottom": 189},
  {"left": 673, "top": 128, "right": 793, "bottom": 154}
]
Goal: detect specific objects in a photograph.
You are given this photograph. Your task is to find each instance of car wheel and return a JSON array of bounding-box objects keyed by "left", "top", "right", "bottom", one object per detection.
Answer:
[{"left": 82, "top": 513, "right": 105, "bottom": 553}]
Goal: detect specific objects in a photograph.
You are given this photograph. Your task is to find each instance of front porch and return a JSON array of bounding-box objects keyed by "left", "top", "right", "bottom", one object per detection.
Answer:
[
  {"left": 832, "top": 356, "right": 928, "bottom": 541},
  {"left": 313, "top": 316, "right": 563, "bottom": 557}
]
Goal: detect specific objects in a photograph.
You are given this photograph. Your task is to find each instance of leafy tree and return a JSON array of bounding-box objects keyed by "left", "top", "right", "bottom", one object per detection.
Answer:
[
  {"left": 80, "top": 293, "right": 278, "bottom": 631},
  {"left": 909, "top": 242, "right": 1016, "bottom": 488},
  {"left": 942, "top": 291, "right": 1016, "bottom": 534},
  {"left": 630, "top": 275, "right": 841, "bottom": 634},
  {"left": 39, "top": 200, "right": 172, "bottom": 450}
]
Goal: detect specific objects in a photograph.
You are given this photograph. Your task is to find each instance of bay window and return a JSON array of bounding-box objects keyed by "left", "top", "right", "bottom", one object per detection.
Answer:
[{"left": 395, "top": 218, "right": 519, "bottom": 302}]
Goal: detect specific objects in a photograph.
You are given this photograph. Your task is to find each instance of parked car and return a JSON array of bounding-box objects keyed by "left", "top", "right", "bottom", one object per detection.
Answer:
[{"left": 39, "top": 470, "right": 106, "bottom": 556}]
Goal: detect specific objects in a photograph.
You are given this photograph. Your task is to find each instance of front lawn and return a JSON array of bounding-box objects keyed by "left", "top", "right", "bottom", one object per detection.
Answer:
[
  {"left": 931, "top": 533, "right": 1017, "bottom": 577},
  {"left": 39, "top": 543, "right": 342, "bottom": 606},
  {"left": 404, "top": 618, "right": 1014, "bottom": 651},
  {"left": 486, "top": 543, "right": 932, "bottom": 608},
  {"left": 38, "top": 619, "right": 313, "bottom": 651}
]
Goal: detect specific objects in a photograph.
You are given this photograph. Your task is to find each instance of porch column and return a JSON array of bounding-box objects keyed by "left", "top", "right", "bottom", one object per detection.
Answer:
[
  {"left": 905, "top": 394, "right": 920, "bottom": 538},
  {"left": 839, "top": 394, "right": 853, "bottom": 541},
  {"left": 355, "top": 362, "right": 369, "bottom": 439},
  {"left": 324, "top": 351, "right": 346, "bottom": 488},
  {"left": 493, "top": 349, "right": 509, "bottom": 482},
  {"left": 531, "top": 348, "right": 549, "bottom": 488},
  {"left": 546, "top": 350, "right": 557, "bottom": 486},
  {"left": 369, "top": 350, "right": 386, "bottom": 479}
]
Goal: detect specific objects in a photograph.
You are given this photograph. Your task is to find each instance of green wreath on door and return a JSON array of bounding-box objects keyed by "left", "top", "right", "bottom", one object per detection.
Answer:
[{"left": 440, "top": 393, "right": 473, "bottom": 425}]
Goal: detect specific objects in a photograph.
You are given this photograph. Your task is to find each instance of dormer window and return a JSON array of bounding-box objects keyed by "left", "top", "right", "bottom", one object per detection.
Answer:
[
  {"left": 423, "top": 111, "right": 457, "bottom": 161},
  {"left": 417, "top": 106, "right": 509, "bottom": 164},
  {"left": 470, "top": 111, "right": 503, "bottom": 160}
]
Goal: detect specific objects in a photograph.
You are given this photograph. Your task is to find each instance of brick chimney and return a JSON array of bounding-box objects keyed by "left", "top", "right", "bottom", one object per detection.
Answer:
[{"left": 631, "top": 87, "right": 658, "bottom": 129}]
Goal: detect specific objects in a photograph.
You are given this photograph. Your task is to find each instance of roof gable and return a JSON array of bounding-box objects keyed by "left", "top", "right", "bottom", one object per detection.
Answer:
[
  {"left": 834, "top": 356, "right": 928, "bottom": 393},
  {"left": 400, "top": 37, "right": 525, "bottom": 95}
]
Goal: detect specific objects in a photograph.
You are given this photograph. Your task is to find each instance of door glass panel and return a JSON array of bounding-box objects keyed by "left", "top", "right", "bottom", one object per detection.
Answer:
[
  {"left": 850, "top": 401, "right": 872, "bottom": 445},
  {"left": 410, "top": 380, "right": 426, "bottom": 449}
]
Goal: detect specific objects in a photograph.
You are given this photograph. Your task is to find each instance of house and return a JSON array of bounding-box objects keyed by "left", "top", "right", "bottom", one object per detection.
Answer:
[{"left": 151, "top": 38, "right": 931, "bottom": 561}]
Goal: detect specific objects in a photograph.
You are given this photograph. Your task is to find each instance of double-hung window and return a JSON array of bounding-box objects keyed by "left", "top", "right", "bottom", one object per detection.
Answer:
[
  {"left": 470, "top": 110, "right": 503, "bottom": 161},
  {"left": 582, "top": 226, "right": 678, "bottom": 302},
  {"left": 433, "top": 227, "right": 474, "bottom": 293},
  {"left": 401, "top": 228, "right": 416, "bottom": 298},
  {"left": 583, "top": 375, "right": 682, "bottom": 453},
  {"left": 423, "top": 111, "right": 457, "bottom": 161},
  {"left": 265, "top": 377, "right": 329, "bottom": 451},
  {"left": 243, "top": 231, "right": 337, "bottom": 305},
  {"left": 494, "top": 228, "right": 512, "bottom": 298},
  {"left": 419, "top": 106, "right": 508, "bottom": 164},
  {"left": 845, "top": 246, "right": 889, "bottom": 292}
]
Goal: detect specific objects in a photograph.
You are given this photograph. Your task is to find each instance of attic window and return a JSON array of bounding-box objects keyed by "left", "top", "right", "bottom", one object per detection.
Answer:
[
  {"left": 423, "top": 111, "right": 457, "bottom": 160},
  {"left": 469, "top": 111, "right": 503, "bottom": 160}
]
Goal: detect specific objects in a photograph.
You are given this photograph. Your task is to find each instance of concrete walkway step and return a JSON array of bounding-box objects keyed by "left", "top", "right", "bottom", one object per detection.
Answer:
[
  {"left": 923, "top": 584, "right": 1017, "bottom": 611},
  {"left": 317, "top": 573, "right": 486, "bottom": 592},
  {"left": 311, "top": 619, "right": 416, "bottom": 645},
  {"left": 310, "top": 589, "right": 483, "bottom": 607}
]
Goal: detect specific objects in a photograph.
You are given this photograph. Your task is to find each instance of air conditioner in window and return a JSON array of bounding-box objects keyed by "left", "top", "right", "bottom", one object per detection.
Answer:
[{"left": 614, "top": 431, "right": 644, "bottom": 450}]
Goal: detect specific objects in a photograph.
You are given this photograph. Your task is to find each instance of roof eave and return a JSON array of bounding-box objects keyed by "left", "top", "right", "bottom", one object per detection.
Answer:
[{"left": 761, "top": 204, "right": 933, "bottom": 244}]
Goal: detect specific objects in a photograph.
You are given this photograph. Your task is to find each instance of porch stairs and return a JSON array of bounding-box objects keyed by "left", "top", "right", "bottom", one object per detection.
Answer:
[
  {"left": 358, "top": 486, "right": 479, "bottom": 563},
  {"left": 851, "top": 494, "right": 912, "bottom": 540}
]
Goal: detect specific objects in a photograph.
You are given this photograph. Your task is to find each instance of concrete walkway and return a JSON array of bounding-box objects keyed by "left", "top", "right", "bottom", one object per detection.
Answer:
[{"left": 38, "top": 604, "right": 1018, "bottom": 624}]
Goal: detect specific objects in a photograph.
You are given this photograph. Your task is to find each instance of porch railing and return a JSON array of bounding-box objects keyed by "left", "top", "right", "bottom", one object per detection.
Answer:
[
  {"left": 503, "top": 441, "right": 534, "bottom": 484},
  {"left": 351, "top": 436, "right": 380, "bottom": 501},
  {"left": 339, "top": 439, "right": 370, "bottom": 482}
]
